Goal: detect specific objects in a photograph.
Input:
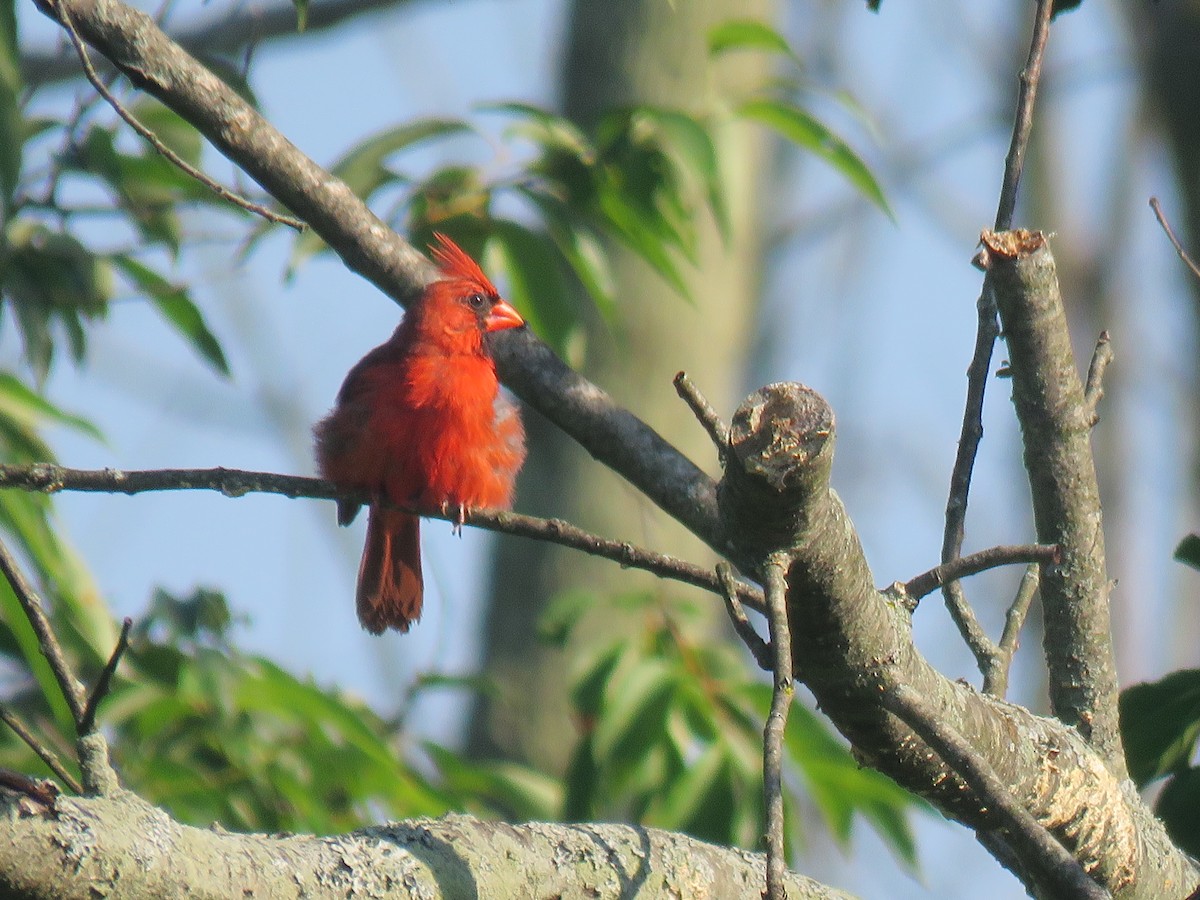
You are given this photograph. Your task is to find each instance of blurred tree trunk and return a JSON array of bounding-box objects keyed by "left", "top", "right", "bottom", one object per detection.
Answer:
[{"left": 468, "top": 0, "right": 772, "bottom": 769}]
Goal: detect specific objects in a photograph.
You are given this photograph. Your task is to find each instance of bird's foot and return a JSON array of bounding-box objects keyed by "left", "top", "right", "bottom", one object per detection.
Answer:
[{"left": 441, "top": 501, "right": 468, "bottom": 536}]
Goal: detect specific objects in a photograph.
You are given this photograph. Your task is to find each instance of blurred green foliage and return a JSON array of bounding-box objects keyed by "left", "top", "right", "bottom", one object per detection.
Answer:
[{"left": 543, "top": 590, "right": 922, "bottom": 866}]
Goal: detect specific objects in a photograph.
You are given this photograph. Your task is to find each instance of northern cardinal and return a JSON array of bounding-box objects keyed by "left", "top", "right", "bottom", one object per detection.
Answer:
[{"left": 314, "top": 234, "right": 526, "bottom": 633}]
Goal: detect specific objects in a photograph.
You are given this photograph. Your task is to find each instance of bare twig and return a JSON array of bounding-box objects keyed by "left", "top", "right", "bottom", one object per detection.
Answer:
[
  {"left": 0, "top": 705, "right": 83, "bottom": 793},
  {"left": 0, "top": 767, "right": 61, "bottom": 806},
  {"left": 883, "top": 685, "right": 1107, "bottom": 900},
  {"left": 994, "top": 0, "right": 1056, "bottom": 231},
  {"left": 79, "top": 617, "right": 133, "bottom": 735},
  {"left": 761, "top": 554, "right": 793, "bottom": 900},
  {"left": 941, "top": 285, "right": 1001, "bottom": 652},
  {"left": 985, "top": 563, "right": 1041, "bottom": 697},
  {"left": 673, "top": 372, "right": 729, "bottom": 461},
  {"left": 0, "top": 463, "right": 765, "bottom": 613},
  {"left": 904, "top": 543, "right": 1060, "bottom": 602},
  {"left": 50, "top": 0, "right": 306, "bottom": 231},
  {"left": 716, "top": 563, "right": 770, "bottom": 670},
  {"left": 1082, "top": 331, "right": 1113, "bottom": 426},
  {"left": 1150, "top": 197, "right": 1200, "bottom": 281},
  {"left": 0, "top": 538, "right": 87, "bottom": 728}
]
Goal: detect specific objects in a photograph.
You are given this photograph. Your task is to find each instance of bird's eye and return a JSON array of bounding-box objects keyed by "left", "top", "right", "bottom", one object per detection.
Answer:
[{"left": 465, "top": 293, "right": 489, "bottom": 311}]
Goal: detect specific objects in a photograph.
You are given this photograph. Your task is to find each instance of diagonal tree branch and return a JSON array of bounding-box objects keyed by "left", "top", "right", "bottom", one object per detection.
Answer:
[{"left": 0, "top": 463, "right": 762, "bottom": 613}]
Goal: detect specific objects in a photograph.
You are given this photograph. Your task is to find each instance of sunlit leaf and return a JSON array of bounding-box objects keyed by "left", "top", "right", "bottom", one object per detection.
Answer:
[
  {"left": 738, "top": 98, "right": 891, "bottom": 218},
  {"left": 480, "top": 101, "right": 593, "bottom": 161},
  {"left": 517, "top": 188, "right": 616, "bottom": 321},
  {"left": 708, "top": 19, "right": 796, "bottom": 61},
  {"left": 633, "top": 107, "right": 730, "bottom": 242}
]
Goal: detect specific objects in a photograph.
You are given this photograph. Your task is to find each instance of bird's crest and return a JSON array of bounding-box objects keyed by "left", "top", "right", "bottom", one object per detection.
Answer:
[{"left": 430, "top": 233, "right": 498, "bottom": 296}]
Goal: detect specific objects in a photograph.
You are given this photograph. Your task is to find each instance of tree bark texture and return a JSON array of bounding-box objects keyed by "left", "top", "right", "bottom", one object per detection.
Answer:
[{"left": 0, "top": 790, "right": 853, "bottom": 900}]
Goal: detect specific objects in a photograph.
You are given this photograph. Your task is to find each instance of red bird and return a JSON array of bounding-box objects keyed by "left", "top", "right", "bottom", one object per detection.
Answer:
[{"left": 314, "top": 234, "right": 526, "bottom": 633}]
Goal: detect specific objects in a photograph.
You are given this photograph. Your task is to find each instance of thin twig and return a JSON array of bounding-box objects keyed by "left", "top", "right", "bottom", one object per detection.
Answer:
[
  {"left": 716, "top": 563, "right": 770, "bottom": 670},
  {"left": 940, "top": 283, "right": 1001, "bottom": 652},
  {"left": 985, "top": 563, "right": 1041, "bottom": 697},
  {"left": 761, "top": 554, "right": 793, "bottom": 900},
  {"left": 994, "top": 0, "right": 1056, "bottom": 231},
  {"left": 1150, "top": 197, "right": 1200, "bottom": 281},
  {"left": 0, "top": 705, "right": 83, "bottom": 793},
  {"left": 674, "top": 372, "right": 730, "bottom": 461},
  {"left": 0, "top": 463, "right": 765, "bottom": 613},
  {"left": 1082, "top": 331, "right": 1113, "bottom": 426},
  {"left": 0, "top": 538, "right": 87, "bottom": 728},
  {"left": 79, "top": 617, "right": 133, "bottom": 734},
  {"left": 0, "top": 767, "right": 62, "bottom": 806},
  {"left": 883, "top": 685, "right": 1107, "bottom": 900},
  {"left": 50, "top": 0, "right": 306, "bottom": 231},
  {"left": 904, "top": 543, "right": 1060, "bottom": 602}
]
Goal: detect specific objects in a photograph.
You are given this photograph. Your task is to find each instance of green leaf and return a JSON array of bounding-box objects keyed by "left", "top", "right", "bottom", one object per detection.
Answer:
[
  {"left": 537, "top": 589, "right": 596, "bottom": 647},
  {"left": 335, "top": 119, "right": 473, "bottom": 200},
  {"left": 649, "top": 741, "right": 727, "bottom": 829},
  {"left": 596, "top": 188, "right": 691, "bottom": 299},
  {"left": 1155, "top": 768, "right": 1200, "bottom": 857},
  {"left": 0, "top": 373, "right": 103, "bottom": 443},
  {"left": 708, "top": 19, "right": 796, "bottom": 61},
  {"left": 3, "top": 221, "right": 111, "bottom": 377},
  {"left": 480, "top": 101, "right": 593, "bottom": 161},
  {"left": 1120, "top": 670, "right": 1200, "bottom": 785},
  {"left": 1174, "top": 534, "right": 1200, "bottom": 572},
  {"left": 0, "top": 0, "right": 22, "bottom": 220},
  {"left": 592, "top": 657, "right": 675, "bottom": 763},
  {"left": 633, "top": 107, "right": 730, "bottom": 242},
  {"left": 293, "top": 0, "right": 309, "bottom": 31},
  {"left": 487, "top": 220, "right": 577, "bottom": 353},
  {"left": 109, "top": 255, "right": 230, "bottom": 375},
  {"left": 425, "top": 743, "right": 560, "bottom": 820},
  {"left": 738, "top": 98, "right": 892, "bottom": 218},
  {"left": 517, "top": 188, "right": 617, "bottom": 322}
]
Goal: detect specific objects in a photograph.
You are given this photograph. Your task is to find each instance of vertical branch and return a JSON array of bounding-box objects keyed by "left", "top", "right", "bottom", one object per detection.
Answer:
[
  {"left": 984, "top": 230, "right": 1125, "bottom": 771},
  {"left": 994, "top": 0, "right": 1056, "bottom": 231},
  {"left": 761, "top": 554, "right": 793, "bottom": 900},
  {"left": 0, "top": 538, "right": 87, "bottom": 728}
]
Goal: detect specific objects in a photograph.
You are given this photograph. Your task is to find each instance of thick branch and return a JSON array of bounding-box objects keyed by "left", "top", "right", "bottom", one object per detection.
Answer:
[
  {"left": 981, "top": 229, "right": 1124, "bottom": 773},
  {"left": 0, "top": 792, "right": 853, "bottom": 900},
  {"left": 715, "top": 382, "right": 1197, "bottom": 899},
  {"left": 33, "top": 0, "right": 723, "bottom": 554},
  {"left": 883, "top": 685, "right": 1106, "bottom": 900}
]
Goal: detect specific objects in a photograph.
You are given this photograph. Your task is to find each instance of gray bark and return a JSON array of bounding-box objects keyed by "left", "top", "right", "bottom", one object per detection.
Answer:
[{"left": 0, "top": 789, "right": 853, "bottom": 900}]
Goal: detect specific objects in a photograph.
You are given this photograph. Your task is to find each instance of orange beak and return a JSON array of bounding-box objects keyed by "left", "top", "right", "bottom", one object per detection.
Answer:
[{"left": 485, "top": 298, "right": 525, "bottom": 332}]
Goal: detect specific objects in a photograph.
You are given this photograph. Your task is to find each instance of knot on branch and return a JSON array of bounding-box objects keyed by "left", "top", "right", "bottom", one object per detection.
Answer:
[{"left": 718, "top": 383, "right": 835, "bottom": 559}]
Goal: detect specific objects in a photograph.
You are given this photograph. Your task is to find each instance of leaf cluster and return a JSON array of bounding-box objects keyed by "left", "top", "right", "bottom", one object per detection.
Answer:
[{"left": 541, "top": 589, "right": 921, "bottom": 866}]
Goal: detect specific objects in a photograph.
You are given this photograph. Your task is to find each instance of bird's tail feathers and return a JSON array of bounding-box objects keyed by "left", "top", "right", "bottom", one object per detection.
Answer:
[{"left": 356, "top": 505, "right": 423, "bottom": 634}]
